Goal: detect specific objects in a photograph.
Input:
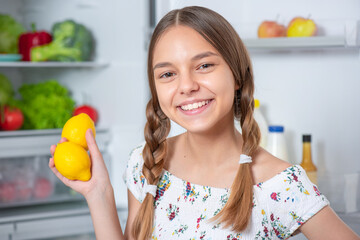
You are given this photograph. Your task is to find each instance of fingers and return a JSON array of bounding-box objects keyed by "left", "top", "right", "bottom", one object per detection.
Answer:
[
  {"left": 50, "top": 145, "right": 56, "bottom": 156},
  {"left": 86, "top": 129, "right": 101, "bottom": 159}
]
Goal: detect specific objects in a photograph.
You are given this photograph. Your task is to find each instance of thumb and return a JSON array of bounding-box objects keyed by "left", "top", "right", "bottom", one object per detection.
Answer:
[{"left": 85, "top": 128, "right": 101, "bottom": 160}]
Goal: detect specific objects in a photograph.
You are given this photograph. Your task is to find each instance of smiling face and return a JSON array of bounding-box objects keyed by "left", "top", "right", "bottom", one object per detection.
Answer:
[{"left": 152, "top": 25, "right": 238, "bottom": 133}]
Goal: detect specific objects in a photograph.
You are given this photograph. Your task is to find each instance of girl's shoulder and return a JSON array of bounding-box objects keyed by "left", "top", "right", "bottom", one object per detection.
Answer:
[{"left": 251, "top": 147, "right": 292, "bottom": 186}]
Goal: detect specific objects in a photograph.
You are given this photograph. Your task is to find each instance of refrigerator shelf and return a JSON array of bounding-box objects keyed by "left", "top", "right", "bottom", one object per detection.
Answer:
[
  {"left": 0, "top": 61, "right": 110, "bottom": 68},
  {"left": 0, "top": 128, "right": 111, "bottom": 158},
  {"left": 243, "top": 36, "right": 352, "bottom": 50}
]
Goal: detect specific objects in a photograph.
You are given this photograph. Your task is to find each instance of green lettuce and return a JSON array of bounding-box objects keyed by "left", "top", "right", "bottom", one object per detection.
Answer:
[
  {"left": 0, "top": 73, "right": 14, "bottom": 105},
  {"left": 16, "top": 80, "right": 75, "bottom": 129}
]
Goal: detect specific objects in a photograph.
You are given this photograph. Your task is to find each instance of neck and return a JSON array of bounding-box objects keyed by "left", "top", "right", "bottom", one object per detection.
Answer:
[{"left": 184, "top": 121, "right": 243, "bottom": 166}]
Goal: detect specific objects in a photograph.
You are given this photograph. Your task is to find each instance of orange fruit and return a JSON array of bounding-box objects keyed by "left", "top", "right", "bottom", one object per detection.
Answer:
[
  {"left": 61, "top": 113, "right": 96, "bottom": 150},
  {"left": 54, "top": 141, "right": 91, "bottom": 181}
]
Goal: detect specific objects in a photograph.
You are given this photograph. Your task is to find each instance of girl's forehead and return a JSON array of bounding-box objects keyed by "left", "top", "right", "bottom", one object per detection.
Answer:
[{"left": 152, "top": 25, "right": 219, "bottom": 63}]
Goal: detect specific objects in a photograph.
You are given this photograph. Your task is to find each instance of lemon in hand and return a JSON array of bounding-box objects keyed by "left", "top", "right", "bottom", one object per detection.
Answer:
[
  {"left": 61, "top": 113, "right": 96, "bottom": 150},
  {"left": 54, "top": 141, "right": 91, "bottom": 181}
]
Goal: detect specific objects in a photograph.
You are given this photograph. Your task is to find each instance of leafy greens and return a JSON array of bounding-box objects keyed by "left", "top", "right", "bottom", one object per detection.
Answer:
[{"left": 16, "top": 80, "right": 75, "bottom": 129}]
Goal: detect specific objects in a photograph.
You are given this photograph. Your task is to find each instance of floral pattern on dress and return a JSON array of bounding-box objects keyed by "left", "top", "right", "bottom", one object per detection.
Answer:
[
  {"left": 255, "top": 209, "right": 271, "bottom": 240},
  {"left": 166, "top": 203, "right": 179, "bottom": 221},
  {"left": 172, "top": 224, "right": 188, "bottom": 236},
  {"left": 227, "top": 232, "right": 243, "bottom": 240},
  {"left": 269, "top": 212, "right": 287, "bottom": 239},
  {"left": 183, "top": 181, "right": 200, "bottom": 204},
  {"left": 155, "top": 172, "right": 171, "bottom": 206},
  {"left": 123, "top": 144, "right": 330, "bottom": 240},
  {"left": 283, "top": 166, "right": 310, "bottom": 195}
]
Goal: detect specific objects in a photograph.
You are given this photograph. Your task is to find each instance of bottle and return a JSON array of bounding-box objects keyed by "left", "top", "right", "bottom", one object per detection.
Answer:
[
  {"left": 266, "top": 125, "right": 289, "bottom": 163},
  {"left": 300, "top": 134, "right": 317, "bottom": 185},
  {"left": 253, "top": 99, "right": 268, "bottom": 148}
]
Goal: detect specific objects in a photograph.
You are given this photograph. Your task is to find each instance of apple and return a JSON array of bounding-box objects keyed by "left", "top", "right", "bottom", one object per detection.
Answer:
[
  {"left": 0, "top": 105, "right": 24, "bottom": 131},
  {"left": 34, "top": 177, "right": 53, "bottom": 199},
  {"left": 258, "top": 21, "right": 286, "bottom": 38},
  {"left": 287, "top": 17, "right": 317, "bottom": 37},
  {"left": 73, "top": 105, "right": 99, "bottom": 124},
  {"left": 0, "top": 182, "right": 16, "bottom": 202}
]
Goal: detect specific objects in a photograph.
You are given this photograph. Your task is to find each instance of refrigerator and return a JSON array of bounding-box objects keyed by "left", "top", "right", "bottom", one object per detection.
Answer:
[{"left": 0, "top": 0, "right": 359, "bottom": 239}]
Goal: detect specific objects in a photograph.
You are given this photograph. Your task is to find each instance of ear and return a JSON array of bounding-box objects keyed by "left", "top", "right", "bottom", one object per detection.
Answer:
[{"left": 235, "top": 82, "right": 240, "bottom": 90}]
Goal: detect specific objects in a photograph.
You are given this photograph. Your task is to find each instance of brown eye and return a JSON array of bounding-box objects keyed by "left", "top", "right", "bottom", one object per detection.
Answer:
[
  {"left": 198, "top": 63, "right": 214, "bottom": 70},
  {"left": 160, "top": 72, "right": 175, "bottom": 79}
]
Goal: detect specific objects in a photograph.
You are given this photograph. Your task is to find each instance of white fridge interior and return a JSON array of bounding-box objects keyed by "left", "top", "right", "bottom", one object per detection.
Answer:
[
  {"left": 1, "top": 0, "right": 360, "bottom": 239},
  {"left": 1, "top": 0, "right": 148, "bottom": 239}
]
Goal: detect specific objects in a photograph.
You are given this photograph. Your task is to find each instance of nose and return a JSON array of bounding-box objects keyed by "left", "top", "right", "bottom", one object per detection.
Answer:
[{"left": 178, "top": 72, "right": 199, "bottom": 95}]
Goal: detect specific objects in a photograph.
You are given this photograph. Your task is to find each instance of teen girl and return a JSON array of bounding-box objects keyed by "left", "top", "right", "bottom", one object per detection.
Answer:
[{"left": 49, "top": 6, "right": 359, "bottom": 240}]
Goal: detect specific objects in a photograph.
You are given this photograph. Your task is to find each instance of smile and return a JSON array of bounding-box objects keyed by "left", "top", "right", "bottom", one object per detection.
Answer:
[{"left": 180, "top": 100, "right": 210, "bottom": 111}]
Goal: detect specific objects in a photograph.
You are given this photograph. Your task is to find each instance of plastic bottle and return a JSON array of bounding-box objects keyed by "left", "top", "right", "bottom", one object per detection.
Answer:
[
  {"left": 266, "top": 125, "right": 289, "bottom": 163},
  {"left": 253, "top": 99, "right": 268, "bottom": 148},
  {"left": 300, "top": 134, "right": 317, "bottom": 185}
]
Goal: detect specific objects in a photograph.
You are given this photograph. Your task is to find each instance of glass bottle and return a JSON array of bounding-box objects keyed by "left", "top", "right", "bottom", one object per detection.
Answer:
[{"left": 300, "top": 134, "right": 317, "bottom": 185}]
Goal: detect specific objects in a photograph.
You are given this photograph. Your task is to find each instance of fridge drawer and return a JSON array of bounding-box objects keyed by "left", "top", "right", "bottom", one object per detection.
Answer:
[
  {"left": 0, "top": 223, "right": 13, "bottom": 240},
  {"left": 0, "top": 129, "right": 111, "bottom": 158},
  {"left": 13, "top": 214, "right": 94, "bottom": 240}
]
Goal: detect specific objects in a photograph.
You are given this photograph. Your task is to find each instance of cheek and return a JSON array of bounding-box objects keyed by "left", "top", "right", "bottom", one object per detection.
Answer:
[{"left": 155, "top": 84, "right": 174, "bottom": 115}]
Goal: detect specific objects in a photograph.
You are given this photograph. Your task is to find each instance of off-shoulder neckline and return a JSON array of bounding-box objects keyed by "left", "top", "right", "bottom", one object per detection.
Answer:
[{"left": 161, "top": 165, "right": 303, "bottom": 192}]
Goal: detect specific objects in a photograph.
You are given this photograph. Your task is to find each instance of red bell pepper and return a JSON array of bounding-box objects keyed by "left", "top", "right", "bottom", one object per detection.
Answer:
[{"left": 18, "top": 23, "right": 52, "bottom": 61}]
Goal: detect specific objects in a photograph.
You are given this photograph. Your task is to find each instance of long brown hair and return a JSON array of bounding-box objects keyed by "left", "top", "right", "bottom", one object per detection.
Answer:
[{"left": 132, "top": 6, "right": 260, "bottom": 239}]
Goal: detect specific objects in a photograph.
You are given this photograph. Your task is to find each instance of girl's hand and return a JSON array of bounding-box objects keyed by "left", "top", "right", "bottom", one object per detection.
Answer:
[{"left": 49, "top": 129, "right": 112, "bottom": 201}]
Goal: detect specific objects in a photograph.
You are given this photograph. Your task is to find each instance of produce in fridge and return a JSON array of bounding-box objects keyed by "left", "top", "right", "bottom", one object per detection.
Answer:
[
  {"left": 73, "top": 104, "right": 99, "bottom": 124},
  {"left": 0, "top": 14, "right": 25, "bottom": 54},
  {"left": 0, "top": 182, "right": 16, "bottom": 202},
  {"left": 15, "top": 80, "right": 75, "bottom": 129},
  {"left": 287, "top": 17, "right": 317, "bottom": 37},
  {"left": 0, "top": 105, "right": 24, "bottom": 131},
  {"left": 0, "top": 73, "right": 14, "bottom": 106},
  {"left": 34, "top": 177, "right": 53, "bottom": 199},
  {"left": 55, "top": 114, "right": 95, "bottom": 181},
  {"left": 61, "top": 113, "right": 96, "bottom": 150},
  {"left": 18, "top": 23, "right": 52, "bottom": 61},
  {"left": 258, "top": 20, "right": 286, "bottom": 38},
  {"left": 54, "top": 141, "right": 92, "bottom": 181},
  {"left": 31, "top": 20, "right": 94, "bottom": 62}
]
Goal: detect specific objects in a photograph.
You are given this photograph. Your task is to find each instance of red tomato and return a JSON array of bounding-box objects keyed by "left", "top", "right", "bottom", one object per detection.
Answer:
[
  {"left": 73, "top": 105, "right": 98, "bottom": 124},
  {"left": 0, "top": 106, "right": 24, "bottom": 131}
]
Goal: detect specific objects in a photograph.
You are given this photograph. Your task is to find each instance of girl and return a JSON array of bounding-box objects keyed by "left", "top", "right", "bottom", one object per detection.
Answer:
[{"left": 49, "top": 6, "right": 359, "bottom": 240}]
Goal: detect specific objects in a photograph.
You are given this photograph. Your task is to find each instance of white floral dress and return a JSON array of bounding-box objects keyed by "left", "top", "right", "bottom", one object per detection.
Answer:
[{"left": 123, "top": 142, "right": 330, "bottom": 240}]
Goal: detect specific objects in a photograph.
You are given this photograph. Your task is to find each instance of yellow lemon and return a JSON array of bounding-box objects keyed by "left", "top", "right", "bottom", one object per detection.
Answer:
[
  {"left": 54, "top": 141, "right": 91, "bottom": 181},
  {"left": 61, "top": 113, "right": 96, "bottom": 150}
]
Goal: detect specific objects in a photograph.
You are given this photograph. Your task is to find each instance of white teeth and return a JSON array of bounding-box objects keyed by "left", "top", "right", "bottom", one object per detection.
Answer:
[{"left": 180, "top": 100, "right": 210, "bottom": 111}]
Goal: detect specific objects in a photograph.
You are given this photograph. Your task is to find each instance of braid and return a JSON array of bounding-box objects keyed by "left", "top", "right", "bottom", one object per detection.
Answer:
[
  {"left": 211, "top": 65, "right": 260, "bottom": 231},
  {"left": 132, "top": 99, "right": 170, "bottom": 240}
]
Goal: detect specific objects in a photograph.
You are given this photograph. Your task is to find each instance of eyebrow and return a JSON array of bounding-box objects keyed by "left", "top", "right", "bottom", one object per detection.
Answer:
[{"left": 153, "top": 51, "right": 219, "bottom": 70}]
